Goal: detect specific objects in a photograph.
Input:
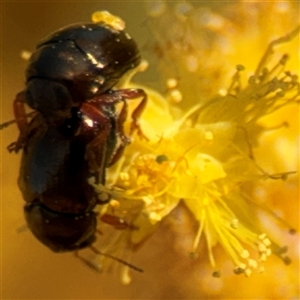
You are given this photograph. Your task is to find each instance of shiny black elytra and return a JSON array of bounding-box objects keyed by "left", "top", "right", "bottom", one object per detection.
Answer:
[{"left": 3, "top": 19, "right": 147, "bottom": 272}]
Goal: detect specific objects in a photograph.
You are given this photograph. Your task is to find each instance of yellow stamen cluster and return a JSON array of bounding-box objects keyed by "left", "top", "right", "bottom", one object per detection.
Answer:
[{"left": 90, "top": 3, "right": 299, "bottom": 282}]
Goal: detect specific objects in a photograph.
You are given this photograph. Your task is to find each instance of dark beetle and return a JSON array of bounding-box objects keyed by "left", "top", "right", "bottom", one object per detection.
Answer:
[
  {"left": 11, "top": 19, "right": 147, "bottom": 152},
  {"left": 20, "top": 112, "right": 99, "bottom": 252},
  {"left": 2, "top": 15, "right": 147, "bottom": 271},
  {"left": 20, "top": 106, "right": 141, "bottom": 269}
]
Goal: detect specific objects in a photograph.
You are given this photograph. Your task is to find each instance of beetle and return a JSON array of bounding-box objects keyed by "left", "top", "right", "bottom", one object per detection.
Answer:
[
  {"left": 20, "top": 112, "right": 98, "bottom": 253},
  {"left": 1, "top": 13, "right": 147, "bottom": 272},
  {"left": 20, "top": 110, "right": 142, "bottom": 271},
  {"left": 9, "top": 17, "right": 147, "bottom": 153}
]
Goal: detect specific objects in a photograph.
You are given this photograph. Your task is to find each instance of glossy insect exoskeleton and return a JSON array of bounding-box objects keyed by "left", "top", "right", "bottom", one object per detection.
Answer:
[
  {"left": 20, "top": 111, "right": 141, "bottom": 272},
  {"left": 1, "top": 15, "right": 147, "bottom": 271},
  {"left": 18, "top": 109, "right": 100, "bottom": 252},
  {"left": 11, "top": 19, "right": 147, "bottom": 152}
]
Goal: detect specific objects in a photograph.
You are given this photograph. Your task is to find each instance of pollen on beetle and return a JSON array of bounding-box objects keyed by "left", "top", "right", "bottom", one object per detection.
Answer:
[
  {"left": 92, "top": 11, "right": 126, "bottom": 31},
  {"left": 86, "top": 53, "right": 99, "bottom": 65},
  {"left": 96, "top": 62, "right": 105, "bottom": 69}
]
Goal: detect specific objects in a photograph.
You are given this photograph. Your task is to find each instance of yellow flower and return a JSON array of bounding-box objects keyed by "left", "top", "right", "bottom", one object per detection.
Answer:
[{"left": 91, "top": 1, "right": 299, "bottom": 288}]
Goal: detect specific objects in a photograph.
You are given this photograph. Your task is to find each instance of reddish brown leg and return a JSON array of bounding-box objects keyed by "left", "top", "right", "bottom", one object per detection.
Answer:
[
  {"left": 74, "top": 251, "right": 102, "bottom": 272},
  {"left": 80, "top": 102, "right": 112, "bottom": 179},
  {"left": 108, "top": 100, "right": 130, "bottom": 166},
  {"left": 100, "top": 213, "right": 129, "bottom": 230},
  {"left": 88, "top": 88, "right": 148, "bottom": 139},
  {"left": 108, "top": 89, "right": 148, "bottom": 138},
  {"left": 100, "top": 213, "right": 139, "bottom": 230},
  {"left": 7, "top": 91, "right": 30, "bottom": 153},
  {"left": 13, "top": 91, "right": 28, "bottom": 132}
]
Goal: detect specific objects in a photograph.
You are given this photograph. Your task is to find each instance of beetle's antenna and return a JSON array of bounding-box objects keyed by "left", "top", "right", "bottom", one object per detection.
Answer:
[
  {"left": 74, "top": 245, "right": 144, "bottom": 273},
  {"left": 16, "top": 224, "right": 28, "bottom": 233},
  {"left": 74, "top": 247, "right": 143, "bottom": 273},
  {"left": 0, "top": 111, "right": 36, "bottom": 130},
  {"left": 0, "top": 119, "right": 18, "bottom": 130},
  {"left": 89, "top": 245, "right": 143, "bottom": 273}
]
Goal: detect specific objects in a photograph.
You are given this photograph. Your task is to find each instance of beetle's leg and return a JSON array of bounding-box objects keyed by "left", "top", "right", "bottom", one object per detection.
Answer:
[
  {"left": 100, "top": 213, "right": 138, "bottom": 230},
  {"left": 100, "top": 213, "right": 129, "bottom": 230},
  {"left": 109, "top": 89, "right": 148, "bottom": 139},
  {"left": 108, "top": 100, "right": 130, "bottom": 166},
  {"left": 13, "top": 91, "right": 28, "bottom": 132},
  {"left": 88, "top": 88, "right": 148, "bottom": 139},
  {"left": 7, "top": 91, "right": 31, "bottom": 153},
  {"left": 80, "top": 102, "right": 112, "bottom": 181},
  {"left": 74, "top": 251, "right": 102, "bottom": 272},
  {"left": 86, "top": 89, "right": 148, "bottom": 166}
]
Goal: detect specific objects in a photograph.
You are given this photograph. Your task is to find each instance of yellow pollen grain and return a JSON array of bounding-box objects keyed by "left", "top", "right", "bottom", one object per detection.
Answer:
[
  {"left": 263, "top": 238, "right": 271, "bottom": 247},
  {"left": 121, "top": 266, "right": 131, "bottom": 285},
  {"left": 266, "top": 248, "right": 272, "bottom": 256},
  {"left": 138, "top": 59, "right": 149, "bottom": 72},
  {"left": 248, "top": 259, "right": 258, "bottom": 269},
  {"left": 238, "top": 263, "right": 247, "bottom": 270},
  {"left": 258, "top": 266, "right": 265, "bottom": 273},
  {"left": 142, "top": 195, "right": 154, "bottom": 205},
  {"left": 240, "top": 249, "right": 250, "bottom": 259},
  {"left": 20, "top": 50, "right": 32, "bottom": 60},
  {"left": 149, "top": 212, "right": 162, "bottom": 222},
  {"left": 169, "top": 89, "right": 183, "bottom": 103},
  {"left": 119, "top": 172, "right": 130, "bottom": 181},
  {"left": 92, "top": 11, "right": 126, "bottom": 31},
  {"left": 109, "top": 199, "right": 120, "bottom": 208},
  {"left": 258, "top": 243, "right": 267, "bottom": 253},
  {"left": 260, "top": 253, "right": 267, "bottom": 262},
  {"left": 218, "top": 89, "right": 227, "bottom": 96},
  {"left": 244, "top": 268, "right": 252, "bottom": 277},
  {"left": 258, "top": 233, "right": 267, "bottom": 240},
  {"left": 166, "top": 78, "right": 178, "bottom": 89}
]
